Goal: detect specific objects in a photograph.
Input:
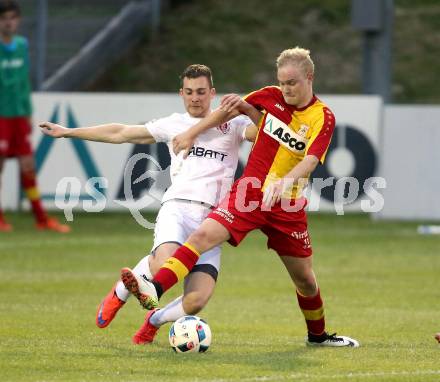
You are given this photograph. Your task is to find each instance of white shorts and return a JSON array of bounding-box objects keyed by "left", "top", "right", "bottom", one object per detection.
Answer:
[{"left": 152, "top": 199, "right": 221, "bottom": 272}]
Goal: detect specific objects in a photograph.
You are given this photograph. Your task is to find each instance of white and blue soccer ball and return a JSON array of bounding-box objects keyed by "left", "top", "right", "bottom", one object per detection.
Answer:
[{"left": 169, "top": 315, "right": 212, "bottom": 353}]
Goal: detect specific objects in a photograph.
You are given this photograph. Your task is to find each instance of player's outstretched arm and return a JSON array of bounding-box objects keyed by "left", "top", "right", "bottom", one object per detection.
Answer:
[{"left": 39, "top": 122, "right": 156, "bottom": 144}]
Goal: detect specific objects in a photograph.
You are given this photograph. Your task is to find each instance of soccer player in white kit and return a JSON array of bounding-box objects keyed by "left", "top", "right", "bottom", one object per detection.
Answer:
[{"left": 40, "top": 64, "right": 260, "bottom": 344}]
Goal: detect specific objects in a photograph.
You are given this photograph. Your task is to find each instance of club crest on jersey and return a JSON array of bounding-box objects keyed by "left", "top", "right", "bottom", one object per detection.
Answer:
[
  {"left": 298, "top": 124, "right": 310, "bottom": 137},
  {"left": 263, "top": 113, "right": 308, "bottom": 153},
  {"left": 217, "top": 122, "right": 230, "bottom": 134}
]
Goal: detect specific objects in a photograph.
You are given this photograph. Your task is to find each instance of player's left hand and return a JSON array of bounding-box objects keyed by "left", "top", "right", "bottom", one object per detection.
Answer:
[
  {"left": 172, "top": 131, "right": 195, "bottom": 158},
  {"left": 262, "top": 177, "right": 295, "bottom": 208}
]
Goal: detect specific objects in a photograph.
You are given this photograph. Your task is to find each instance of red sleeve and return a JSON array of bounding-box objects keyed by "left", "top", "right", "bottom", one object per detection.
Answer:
[
  {"left": 244, "top": 87, "right": 278, "bottom": 111},
  {"left": 306, "top": 107, "right": 335, "bottom": 163}
]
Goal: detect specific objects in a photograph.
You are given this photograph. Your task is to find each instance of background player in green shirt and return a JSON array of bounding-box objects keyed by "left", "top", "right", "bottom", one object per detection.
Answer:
[{"left": 0, "top": 0, "right": 69, "bottom": 232}]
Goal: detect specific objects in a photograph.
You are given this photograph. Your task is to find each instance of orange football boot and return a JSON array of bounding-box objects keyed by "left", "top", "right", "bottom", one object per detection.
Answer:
[
  {"left": 0, "top": 219, "right": 12, "bottom": 232},
  {"left": 96, "top": 285, "right": 126, "bottom": 328},
  {"left": 36, "top": 217, "right": 71, "bottom": 233},
  {"left": 132, "top": 308, "right": 160, "bottom": 344}
]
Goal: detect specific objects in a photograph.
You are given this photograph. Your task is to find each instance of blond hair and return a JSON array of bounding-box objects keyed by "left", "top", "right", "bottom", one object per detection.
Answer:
[{"left": 276, "top": 47, "right": 314, "bottom": 75}]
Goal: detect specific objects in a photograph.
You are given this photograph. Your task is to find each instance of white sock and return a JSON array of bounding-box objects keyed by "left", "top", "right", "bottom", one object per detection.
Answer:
[
  {"left": 133, "top": 254, "right": 153, "bottom": 280},
  {"left": 149, "top": 295, "right": 186, "bottom": 328},
  {"left": 115, "top": 280, "right": 130, "bottom": 302},
  {"left": 114, "top": 254, "right": 153, "bottom": 302}
]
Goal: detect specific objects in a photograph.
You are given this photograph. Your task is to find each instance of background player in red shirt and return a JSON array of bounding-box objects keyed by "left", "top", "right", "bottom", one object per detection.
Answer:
[
  {"left": 0, "top": 0, "right": 69, "bottom": 232},
  {"left": 121, "top": 47, "right": 359, "bottom": 347}
]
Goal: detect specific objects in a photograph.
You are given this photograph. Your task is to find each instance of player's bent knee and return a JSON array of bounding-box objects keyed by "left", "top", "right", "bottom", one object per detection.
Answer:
[
  {"left": 295, "top": 275, "right": 318, "bottom": 296},
  {"left": 187, "top": 229, "right": 213, "bottom": 252},
  {"left": 182, "top": 292, "right": 208, "bottom": 315}
]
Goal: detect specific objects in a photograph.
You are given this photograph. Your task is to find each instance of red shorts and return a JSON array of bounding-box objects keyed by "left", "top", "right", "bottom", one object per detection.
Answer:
[
  {"left": 0, "top": 117, "right": 33, "bottom": 157},
  {"left": 208, "top": 179, "right": 312, "bottom": 257}
]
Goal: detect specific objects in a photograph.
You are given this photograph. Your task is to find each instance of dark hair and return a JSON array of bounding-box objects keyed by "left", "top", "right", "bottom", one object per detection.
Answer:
[
  {"left": 180, "top": 64, "right": 214, "bottom": 88},
  {"left": 0, "top": 0, "right": 21, "bottom": 16}
]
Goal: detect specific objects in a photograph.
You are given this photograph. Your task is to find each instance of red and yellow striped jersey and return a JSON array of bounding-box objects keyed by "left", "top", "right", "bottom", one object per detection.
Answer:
[{"left": 243, "top": 86, "right": 335, "bottom": 199}]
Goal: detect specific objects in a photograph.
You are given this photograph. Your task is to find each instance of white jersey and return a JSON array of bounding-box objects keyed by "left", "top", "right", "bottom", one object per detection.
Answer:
[{"left": 146, "top": 112, "right": 251, "bottom": 206}]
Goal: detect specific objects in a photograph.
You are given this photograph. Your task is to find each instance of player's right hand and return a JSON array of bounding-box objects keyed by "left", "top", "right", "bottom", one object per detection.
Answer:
[
  {"left": 262, "top": 177, "right": 295, "bottom": 208},
  {"left": 39, "top": 122, "right": 68, "bottom": 138}
]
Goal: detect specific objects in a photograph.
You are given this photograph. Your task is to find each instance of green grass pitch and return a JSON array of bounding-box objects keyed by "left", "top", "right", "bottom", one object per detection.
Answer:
[{"left": 1, "top": 212, "right": 439, "bottom": 382}]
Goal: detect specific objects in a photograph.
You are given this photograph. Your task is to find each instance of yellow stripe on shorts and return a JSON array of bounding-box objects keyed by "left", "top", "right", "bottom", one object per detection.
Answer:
[
  {"left": 163, "top": 257, "right": 189, "bottom": 281},
  {"left": 301, "top": 307, "right": 324, "bottom": 321}
]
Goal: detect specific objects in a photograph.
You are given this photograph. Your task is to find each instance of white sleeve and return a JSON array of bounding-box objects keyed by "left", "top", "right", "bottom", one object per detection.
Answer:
[
  {"left": 231, "top": 115, "right": 253, "bottom": 143},
  {"left": 144, "top": 114, "right": 178, "bottom": 143}
]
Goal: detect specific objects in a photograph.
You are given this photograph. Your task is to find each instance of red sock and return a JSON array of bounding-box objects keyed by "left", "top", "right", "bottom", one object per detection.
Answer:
[
  {"left": 21, "top": 170, "right": 47, "bottom": 223},
  {"left": 296, "top": 289, "right": 325, "bottom": 335},
  {"left": 153, "top": 243, "right": 200, "bottom": 297}
]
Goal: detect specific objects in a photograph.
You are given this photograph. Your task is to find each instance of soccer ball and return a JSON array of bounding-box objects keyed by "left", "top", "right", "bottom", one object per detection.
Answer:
[{"left": 169, "top": 315, "right": 212, "bottom": 353}]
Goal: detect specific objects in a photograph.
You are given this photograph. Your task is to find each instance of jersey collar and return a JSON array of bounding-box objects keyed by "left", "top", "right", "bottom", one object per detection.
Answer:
[
  {"left": 295, "top": 95, "right": 318, "bottom": 111},
  {"left": 1, "top": 37, "right": 17, "bottom": 52}
]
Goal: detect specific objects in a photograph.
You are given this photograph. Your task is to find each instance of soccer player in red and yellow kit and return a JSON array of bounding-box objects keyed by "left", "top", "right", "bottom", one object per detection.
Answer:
[
  {"left": 120, "top": 47, "right": 359, "bottom": 347},
  {"left": 0, "top": 0, "right": 69, "bottom": 232}
]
